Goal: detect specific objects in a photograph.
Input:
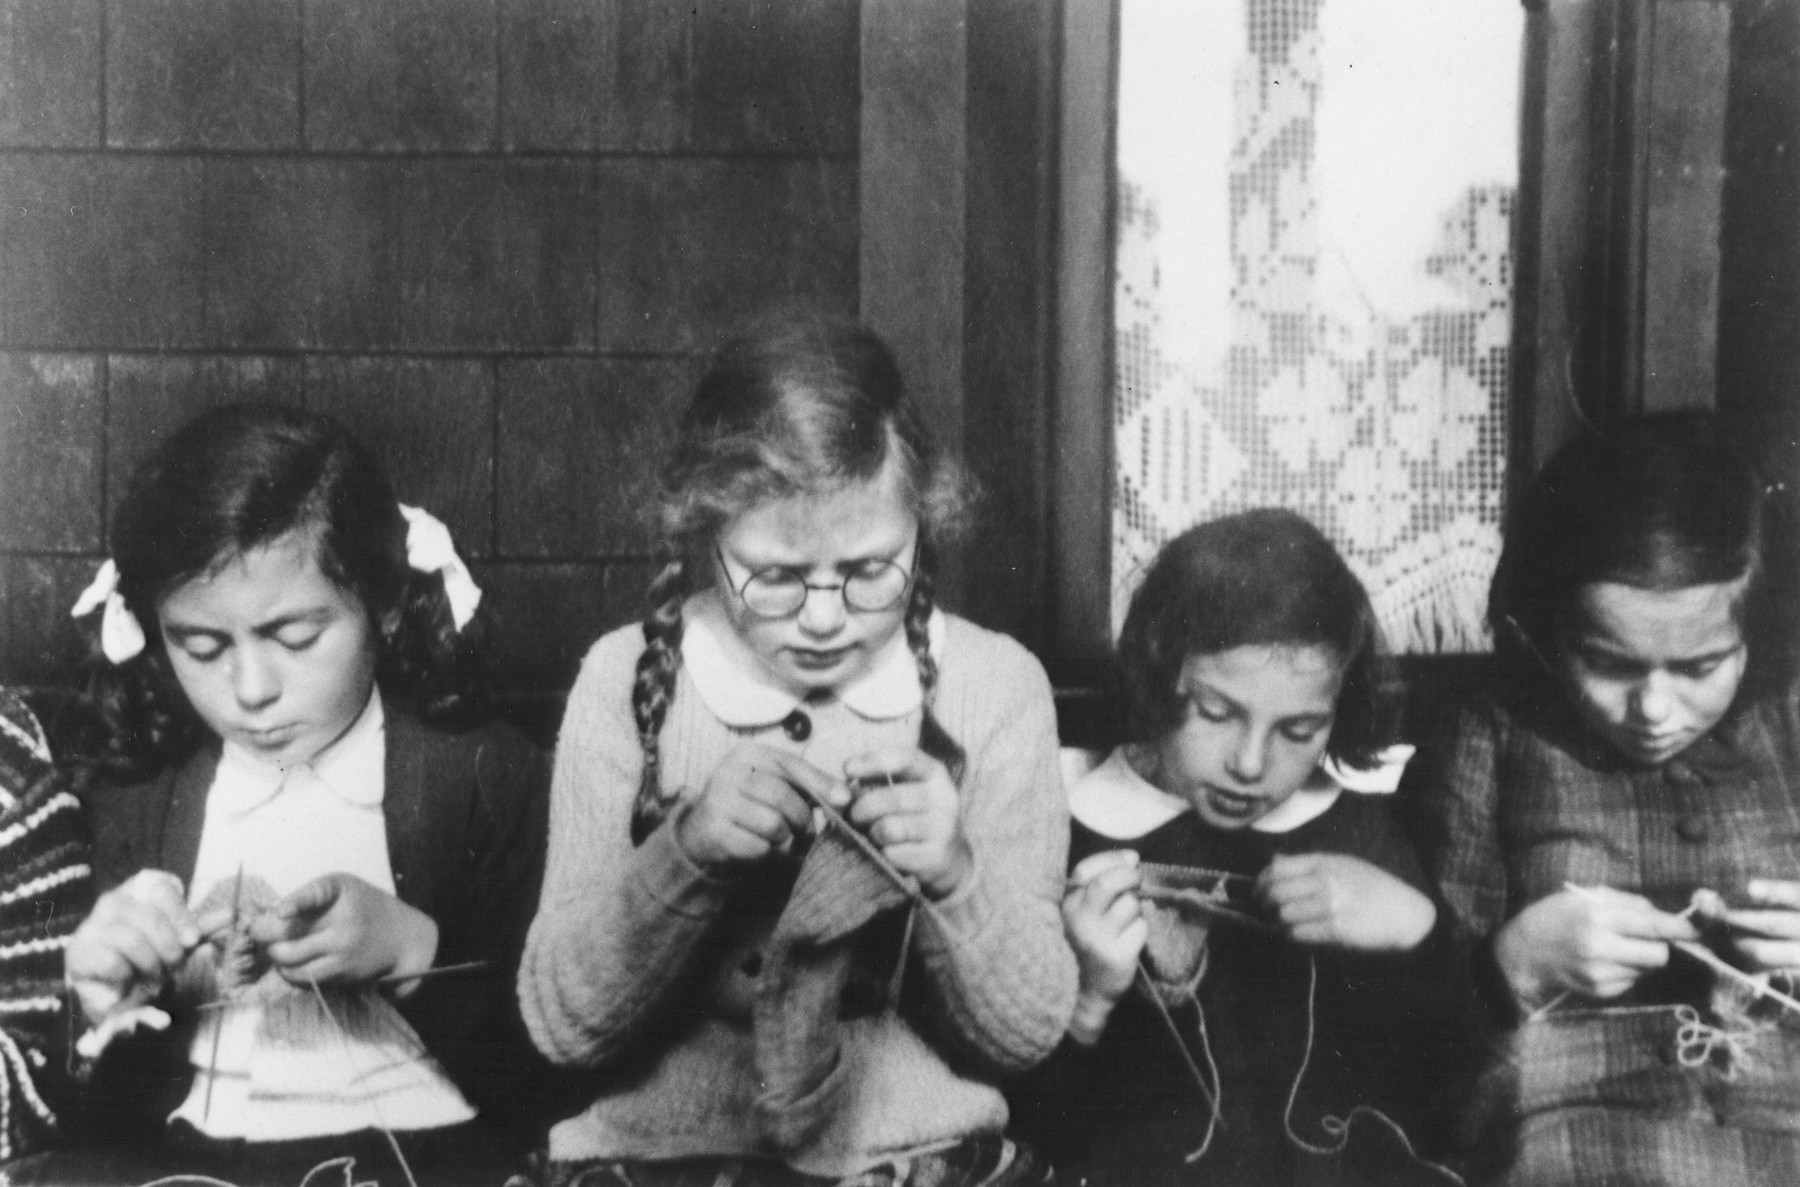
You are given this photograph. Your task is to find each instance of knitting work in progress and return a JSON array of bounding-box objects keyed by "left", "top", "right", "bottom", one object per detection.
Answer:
[{"left": 1129, "top": 863, "right": 1462, "bottom": 1184}]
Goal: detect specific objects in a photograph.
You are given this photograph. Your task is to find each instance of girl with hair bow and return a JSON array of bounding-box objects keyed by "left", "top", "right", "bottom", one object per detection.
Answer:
[{"left": 28, "top": 405, "right": 561, "bottom": 1187}]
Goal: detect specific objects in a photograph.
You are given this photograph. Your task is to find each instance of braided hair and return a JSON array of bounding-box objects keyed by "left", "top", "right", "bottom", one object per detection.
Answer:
[{"left": 628, "top": 318, "right": 972, "bottom": 843}]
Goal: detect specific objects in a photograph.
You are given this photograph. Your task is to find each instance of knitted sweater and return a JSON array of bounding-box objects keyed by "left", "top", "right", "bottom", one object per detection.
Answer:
[
  {"left": 520, "top": 613, "right": 1078, "bottom": 1177},
  {"left": 0, "top": 689, "right": 92, "bottom": 1161}
]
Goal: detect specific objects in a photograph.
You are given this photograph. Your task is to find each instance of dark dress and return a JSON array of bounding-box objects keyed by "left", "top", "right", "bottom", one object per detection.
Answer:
[
  {"left": 12, "top": 700, "right": 575, "bottom": 1187},
  {"left": 1009, "top": 790, "right": 1475, "bottom": 1187}
]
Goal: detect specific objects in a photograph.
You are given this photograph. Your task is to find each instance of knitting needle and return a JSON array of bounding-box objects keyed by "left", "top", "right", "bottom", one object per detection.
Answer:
[
  {"left": 1670, "top": 941, "right": 1800, "bottom": 1017},
  {"left": 795, "top": 773, "right": 966, "bottom": 947},
  {"left": 1135, "top": 958, "right": 1223, "bottom": 1126},
  {"left": 1563, "top": 881, "right": 1800, "bottom": 1018},
  {"left": 193, "top": 960, "right": 494, "bottom": 1010},
  {"left": 202, "top": 862, "right": 245, "bottom": 1125}
]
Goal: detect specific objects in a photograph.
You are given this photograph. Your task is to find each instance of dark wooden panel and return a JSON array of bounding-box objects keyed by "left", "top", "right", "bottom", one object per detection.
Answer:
[
  {"left": 107, "top": 0, "right": 300, "bottom": 150},
  {"left": 474, "top": 560, "right": 651, "bottom": 685},
  {"left": 105, "top": 354, "right": 303, "bottom": 534},
  {"left": 1051, "top": 0, "right": 1117, "bottom": 665},
  {"left": 691, "top": 0, "right": 858, "bottom": 153},
  {"left": 304, "top": 0, "right": 497, "bottom": 151},
  {"left": 959, "top": 0, "right": 1056, "bottom": 648},
  {"left": 393, "top": 159, "right": 597, "bottom": 351},
  {"left": 0, "top": 155, "right": 205, "bottom": 348},
  {"left": 305, "top": 357, "right": 495, "bottom": 558},
  {"left": 496, "top": 355, "right": 697, "bottom": 558},
  {"left": 859, "top": 0, "right": 966, "bottom": 492},
  {"left": 203, "top": 158, "right": 400, "bottom": 350},
  {"left": 0, "top": 352, "right": 101, "bottom": 550},
  {"left": 592, "top": 157, "right": 858, "bottom": 352},
  {"left": 498, "top": 0, "right": 691, "bottom": 151},
  {"left": 1640, "top": 0, "right": 1731, "bottom": 413},
  {"left": 2, "top": 555, "right": 94, "bottom": 686},
  {"left": 0, "top": 0, "right": 101, "bottom": 147}
]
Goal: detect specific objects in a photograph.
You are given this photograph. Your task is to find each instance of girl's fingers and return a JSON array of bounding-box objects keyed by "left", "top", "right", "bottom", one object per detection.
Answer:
[
  {"left": 869, "top": 814, "right": 915, "bottom": 847},
  {"left": 277, "top": 954, "right": 344, "bottom": 986},
  {"left": 1100, "top": 891, "right": 1142, "bottom": 933},
  {"left": 1071, "top": 849, "right": 1140, "bottom": 886},
  {"left": 760, "top": 750, "right": 848, "bottom": 811},
  {"left": 1722, "top": 908, "right": 1800, "bottom": 941},
  {"left": 734, "top": 799, "right": 798, "bottom": 847},
  {"left": 266, "top": 930, "right": 339, "bottom": 970},
  {"left": 742, "top": 774, "right": 814, "bottom": 835},
  {"left": 1080, "top": 862, "right": 1143, "bottom": 908},
  {"left": 275, "top": 875, "right": 346, "bottom": 922},
  {"left": 843, "top": 749, "right": 935, "bottom": 786},
  {"left": 1746, "top": 879, "right": 1800, "bottom": 910},
  {"left": 1735, "top": 938, "right": 1800, "bottom": 971},
  {"left": 846, "top": 781, "right": 928, "bottom": 829},
  {"left": 1593, "top": 932, "right": 1675, "bottom": 972}
]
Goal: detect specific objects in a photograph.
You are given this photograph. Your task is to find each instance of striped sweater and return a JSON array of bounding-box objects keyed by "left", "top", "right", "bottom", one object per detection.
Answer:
[{"left": 0, "top": 689, "right": 91, "bottom": 1161}]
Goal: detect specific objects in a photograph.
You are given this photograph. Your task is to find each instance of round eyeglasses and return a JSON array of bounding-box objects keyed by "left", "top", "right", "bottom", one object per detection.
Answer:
[{"left": 716, "top": 544, "right": 915, "bottom": 620}]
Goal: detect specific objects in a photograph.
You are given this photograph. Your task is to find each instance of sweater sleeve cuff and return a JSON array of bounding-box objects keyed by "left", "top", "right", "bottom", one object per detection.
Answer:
[
  {"left": 633, "top": 807, "right": 734, "bottom": 921},
  {"left": 920, "top": 850, "right": 997, "bottom": 947}
]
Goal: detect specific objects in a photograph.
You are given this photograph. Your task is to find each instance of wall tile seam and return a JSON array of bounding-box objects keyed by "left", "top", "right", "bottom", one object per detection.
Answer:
[
  {"left": 0, "top": 348, "right": 704, "bottom": 364},
  {"left": 0, "top": 146, "right": 857, "bottom": 164}
]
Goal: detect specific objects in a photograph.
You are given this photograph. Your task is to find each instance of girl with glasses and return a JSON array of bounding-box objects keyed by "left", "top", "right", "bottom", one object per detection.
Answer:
[{"left": 519, "top": 317, "right": 1076, "bottom": 1187}]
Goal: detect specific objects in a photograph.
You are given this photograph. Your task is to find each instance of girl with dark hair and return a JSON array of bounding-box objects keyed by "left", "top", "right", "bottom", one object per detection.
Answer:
[
  {"left": 40, "top": 405, "right": 553, "bottom": 1186},
  {"left": 518, "top": 318, "right": 1076, "bottom": 1186},
  {"left": 1411, "top": 411, "right": 1800, "bottom": 1183},
  {"left": 1010, "top": 508, "right": 1471, "bottom": 1187}
]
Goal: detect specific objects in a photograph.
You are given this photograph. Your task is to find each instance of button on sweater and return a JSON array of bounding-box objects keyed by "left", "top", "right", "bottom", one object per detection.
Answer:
[{"left": 519, "top": 611, "right": 1078, "bottom": 1177}]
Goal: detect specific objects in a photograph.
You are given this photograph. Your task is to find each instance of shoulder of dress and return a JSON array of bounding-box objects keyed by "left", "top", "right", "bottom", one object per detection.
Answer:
[{"left": 937, "top": 615, "right": 1052, "bottom": 689}]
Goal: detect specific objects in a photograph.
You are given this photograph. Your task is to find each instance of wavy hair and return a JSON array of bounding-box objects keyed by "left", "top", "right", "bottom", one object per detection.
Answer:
[
  {"left": 81, "top": 404, "right": 486, "bottom": 779},
  {"left": 629, "top": 317, "right": 974, "bottom": 843},
  {"left": 1115, "top": 508, "right": 1401, "bottom": 771}
]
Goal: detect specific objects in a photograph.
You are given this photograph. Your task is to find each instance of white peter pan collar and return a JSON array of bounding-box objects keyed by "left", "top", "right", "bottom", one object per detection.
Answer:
[
  {"left": 1068, "top": 743, "right": 1416, "bottom": 841},
  {"left": 680, "top": 588, "right": 946, "bottom": 727},
  {"left": 212, "top": 690, "right": 385, "bottom": 818}
]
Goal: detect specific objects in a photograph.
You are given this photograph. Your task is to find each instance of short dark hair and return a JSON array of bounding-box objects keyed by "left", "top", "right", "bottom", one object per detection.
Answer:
[
  {"left": 1116, "top": 508, "right": 1401, "bottom": 769},
  {"left": 1488, "top": 411, "right": 1777, "bottom": 686}
]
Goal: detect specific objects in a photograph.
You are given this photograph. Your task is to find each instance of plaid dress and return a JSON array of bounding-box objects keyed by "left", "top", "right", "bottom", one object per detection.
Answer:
[{"left": 1409, "top": 676, "right": 1800, "bottom": 1186}]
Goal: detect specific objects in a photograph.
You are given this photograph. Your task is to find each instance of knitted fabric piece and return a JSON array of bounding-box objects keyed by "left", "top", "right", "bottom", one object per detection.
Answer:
[
  {"left": 753, "top": 828, "right": 910, "bottom": 1152},
  {"left": 0, "top": 689, "right": 93, "bottom": 1160}
]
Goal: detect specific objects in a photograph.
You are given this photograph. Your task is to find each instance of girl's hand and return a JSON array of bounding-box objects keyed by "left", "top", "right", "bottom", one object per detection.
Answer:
[
  {"left": 247, "top": 873, "right": 437, "bottom": 988},
  {"left": 1256, "top": 853, "right": 1436, "bottom": 952},
  {"left": 66, "top": 870, "right": 203, "bottom": 1024},
  {"left": 844, "top": 748, "right": 970, "bottom": 900},
  {"left": 1494, "top": 884, "right": 1698, "bottom": 1011},
  {"left": 675, "top": 743, "right": 846, "bottom": 874},
  {"left": 1062, "top": 850, "right": 1148, "bottom": 1044},
  {"left": 1717, "top": 879, "right": 1800, "bottom": 973}
]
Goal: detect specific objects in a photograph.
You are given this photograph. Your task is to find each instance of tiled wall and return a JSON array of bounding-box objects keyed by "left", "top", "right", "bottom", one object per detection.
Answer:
[{"left": 0, "top": 0, "right": 861, "bottom": 692}]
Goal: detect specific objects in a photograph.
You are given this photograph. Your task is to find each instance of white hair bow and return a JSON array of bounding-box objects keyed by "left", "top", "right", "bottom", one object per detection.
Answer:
[
  {"left": 399, "top": 504, "right": 482, "bottom": 631},
  {"left": 1319, "top": 743, "right": 1417, "bottom": 794},
  {"left": 71, "top": 560, "right": 148, "bottom": 664}
]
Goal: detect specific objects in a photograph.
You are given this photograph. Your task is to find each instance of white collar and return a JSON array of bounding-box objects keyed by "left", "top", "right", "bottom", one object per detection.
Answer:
[
  {"left": 1067, "top": 743, "right": 1415, "bottom": 841},
  {"left": 213, "top": 691, "right": 385, "bottom": 818},
  {"left": 680, "top": 588, "right": 946, "bottom": 726}
]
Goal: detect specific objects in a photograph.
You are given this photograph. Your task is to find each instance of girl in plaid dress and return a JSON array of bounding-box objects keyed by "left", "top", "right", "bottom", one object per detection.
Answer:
[{"left": 1410, "top": 412, "right": 1800, "bottom": 1185}]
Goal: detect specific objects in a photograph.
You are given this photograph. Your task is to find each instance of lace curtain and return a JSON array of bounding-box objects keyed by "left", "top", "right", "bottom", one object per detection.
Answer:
[{"left": 1112, "top": 0, "right": 1522, "bottom": 653}]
